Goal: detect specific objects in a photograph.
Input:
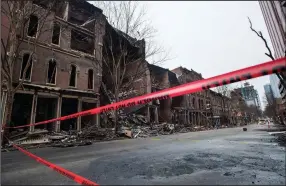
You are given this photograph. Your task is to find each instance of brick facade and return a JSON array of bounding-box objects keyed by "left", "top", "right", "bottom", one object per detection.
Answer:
[
  {"left": 1, "top": 0, "right": 106, "bottom": 132},
  {"left": 1, "top": 0, "right": 247, "bottom": 131}
]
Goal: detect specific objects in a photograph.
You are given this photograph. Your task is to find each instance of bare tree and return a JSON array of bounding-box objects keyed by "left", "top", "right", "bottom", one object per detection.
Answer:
[
  {"left": 91, "top": 1, "right": 171, "bottom": 132},
  {"left": 247, "top": 17, "right": 286, "bottom": 88},
  {"left": 93, "top": 1, "right": 170, "bottom": 64},
  {"left": 1, "top": 0, "right": 66, "bottom": 139},
  {"left": 215, "top": 85, "right": 232, "bottom": 123}
]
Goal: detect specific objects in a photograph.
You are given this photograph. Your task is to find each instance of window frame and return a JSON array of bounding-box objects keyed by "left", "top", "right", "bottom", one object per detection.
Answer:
[
  {"left": 19, "top": 53, "right": 34, "bottom": 82},
  {"left": 46, "top": 59, "right": 57, "bottom": 85},
  {"left": 68, "top": 64, "right": 78, "bottom": 88},
  {"left": 87, "top": 68, "right": 94, "bottom": 90},
  {"left": 51, "top": 21, "right": 61, "bottom": 46},
  {"left": 27, "top": 14, "right": 39, "bottom": 38}
]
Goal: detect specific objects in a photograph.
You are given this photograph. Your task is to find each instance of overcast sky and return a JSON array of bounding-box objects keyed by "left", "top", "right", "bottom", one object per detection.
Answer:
[
  {"left": 92, "top": 1, "right": 273, "bottom": 109},
  {"left": 141, "top": 1, "right": 273, "bottom": 109}
]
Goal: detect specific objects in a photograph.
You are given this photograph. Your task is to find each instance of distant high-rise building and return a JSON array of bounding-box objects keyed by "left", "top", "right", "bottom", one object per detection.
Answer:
[
  {"left": 234, "top": 82, "right": 261, "bottom": 110},
  {"left": 259, "top": 1, "right": 286, "bottom": 103},
  {"left": 270, "top": 74, "right": 282, "bottom": 98},
  {"left": 264, "top": 83, "right": 275, "bottom": 104},
  {"left": 259, "top": 1, "right": 286, "bottom": 104},
  {"left": 259, "top": 1, "right": 286, "bottom": 59}
]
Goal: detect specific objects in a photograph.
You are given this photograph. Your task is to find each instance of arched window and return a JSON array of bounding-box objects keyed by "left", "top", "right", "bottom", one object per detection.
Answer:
[
  {"left": 20, "top": 53, "right": 33, "bottom": 80},
  {"left": 47, "top": 59, "right": 57, "bottom": 84},
  {"left": 69, "top": 64, "right": 77, "bottom": 87},
  {"left": 88, "top": 69, "right": 94, "bottom": 89},
  {"left": 27, "top": 15, "right": 38, "bottom": 37}
]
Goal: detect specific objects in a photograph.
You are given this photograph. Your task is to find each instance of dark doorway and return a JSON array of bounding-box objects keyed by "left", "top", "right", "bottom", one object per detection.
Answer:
[
  {"left": 35, "top": 97, "right": 57, "bottom": 131},
  {"left": 10, "top": 93, "right": 33, "bottom": 130},
  {"left": 81, "top": 102, "right": 97, "bottom": 129},
  {"left": 61, "top": 98, "right": 78, "bottom": 131}
]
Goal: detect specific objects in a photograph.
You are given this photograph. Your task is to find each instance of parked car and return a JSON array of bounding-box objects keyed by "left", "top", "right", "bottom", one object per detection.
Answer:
[{"left": 258, "top": 119, "right": 266, "bottom": 125}]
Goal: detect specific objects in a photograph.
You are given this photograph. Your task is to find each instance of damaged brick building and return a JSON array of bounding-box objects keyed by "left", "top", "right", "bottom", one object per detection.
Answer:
[
  {"left": 170, "top": 67, "right": 235, "bottom": 127},
  {"left": 1, "top": 0, "right": 246, "bottom": 135},
  {"left": 1, "top": 0, "right": 106, "bottom": 132}
]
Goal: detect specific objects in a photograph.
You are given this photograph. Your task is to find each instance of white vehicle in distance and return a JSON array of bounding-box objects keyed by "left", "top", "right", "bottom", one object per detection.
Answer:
[{"left": 258, "top": 119, "right": 266, "bottom": 125}]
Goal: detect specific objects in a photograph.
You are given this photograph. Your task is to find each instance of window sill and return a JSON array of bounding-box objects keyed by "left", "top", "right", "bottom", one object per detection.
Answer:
[
  {"left": 19, "top": 79, "right": 31, "bottom": 82},
  {"left": 27, "top": 36, "right": 37, "bottom": 40},
  {"left": 68, "top": 86, "right": 77, "bottom": 89},
  {"left": 51, "top": 43, "right": 60, "bottom": 47},
  {"left": 46, "top": 83, "right": 57, "bottom": 86},
  {"left": 70, "top": 49, "right": 95, "bottom": 58}
]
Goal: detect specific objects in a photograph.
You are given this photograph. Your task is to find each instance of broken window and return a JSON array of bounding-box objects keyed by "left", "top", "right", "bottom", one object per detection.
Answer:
[
  {"left": 52, "top": 22, "right": 60, "bottom": 45},
  {"left": 67, "top": 4, "right": 93, "bottom": 25},
  {"left": 27, "top": 15, "right": 38, "bottom": 37},
  {"left": 69, "top": 64, "right": 77, "bottom": 87},
  {"left": 20, "top": 53, "right": 32, "bottom": 80},
  {"left": 70, "top": 29, "right": 94, "bottom": 54},
  {"left": 47, "top": 59, "right": 57, "bottom": 84},
  {"left": 88, "top": 69, "right": 94, "bottom": 89}
]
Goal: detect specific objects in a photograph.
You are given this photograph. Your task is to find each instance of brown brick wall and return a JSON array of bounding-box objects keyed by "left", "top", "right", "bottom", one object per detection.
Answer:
[{"left": 7, "top": 2, "right": 106, "bottom": 94}]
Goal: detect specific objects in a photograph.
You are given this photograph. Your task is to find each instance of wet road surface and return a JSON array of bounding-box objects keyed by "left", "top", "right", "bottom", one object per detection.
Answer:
[{"left": 1, "top": 123, "right": 285, "bottom": 185}]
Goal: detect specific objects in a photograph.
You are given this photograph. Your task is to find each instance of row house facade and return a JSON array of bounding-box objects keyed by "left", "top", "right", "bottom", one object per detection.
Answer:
[
  {"left": 1, "top": 0, "right": 246, "bottom": 132},
  {"left": 171, "top": 67, "right": 212, "bottom": 126},
  {"left": 1, "top": 0, "right": 106, "bottom": 132},
  {"left": 143, "top": 65, "right": 238, "bottom": 127}
]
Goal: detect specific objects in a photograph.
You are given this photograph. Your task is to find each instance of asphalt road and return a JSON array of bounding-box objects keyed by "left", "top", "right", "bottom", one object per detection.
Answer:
[{"left": 1, "top": 123, "right": 285, "bottom": 185}]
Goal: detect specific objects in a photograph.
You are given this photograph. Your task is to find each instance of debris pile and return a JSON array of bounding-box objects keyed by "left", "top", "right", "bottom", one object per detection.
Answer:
[
  {"left": 9, "top": 129, "right": 50, "bottom": 146},
  {"left": 80, "top": 122, "right": 117, "bottom": 141},
  {"left": 6, "top": 128, "right": 93, "bottom": 149},
  {"left": 102, "top": 112, "right": 148, "bottom": 128},
  {"left": 118, "top": 123, "right": 181, "bottom": 138}
]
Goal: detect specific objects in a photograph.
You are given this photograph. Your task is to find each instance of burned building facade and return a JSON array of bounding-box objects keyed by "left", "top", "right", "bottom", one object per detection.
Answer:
[
  {"left": 147, "top": 64, "right": 181, "bottom": 124},
  {"left": 171, "top": 67, "right": 213, "bottom": 126},
  {"left": 1, "top": 0, "right": 106, "bottom": 132},
  {"left": 1, "top": 0, "right": 247, "bottom": 134},
  {"left": 146, "top": 66, "right": 238, "bottom": 127}
]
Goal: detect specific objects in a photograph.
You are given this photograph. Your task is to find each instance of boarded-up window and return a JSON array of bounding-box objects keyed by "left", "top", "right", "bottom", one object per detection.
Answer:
[
  {"left": 27, "top": 15, "right": 38, "bottom": 37},
  {"left": 52, "top": 22, "right": 60, "bottom": 45},
  {"left": 69, "top": 65, "right": 76, "bottom": 87},
  {"left": 20, "top": 53, "right": 32, "bottom": 80},
  {"left": 47, "top": 59, "right": 56, "bottom": 84},
  {"left": 88, "top": 69, "right": 94, "bottom": 89}
]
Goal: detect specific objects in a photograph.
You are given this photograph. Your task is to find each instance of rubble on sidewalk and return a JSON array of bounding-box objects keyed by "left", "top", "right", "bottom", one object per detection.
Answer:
[
  {"left": 102, "top": 111, "right": 149, "bottom": 128},
  {"left": 2, "top": 115, "right": 239, "bottom": 151},
  {"left": 4, "top": 128, "right": 93, "bottom": 149}
]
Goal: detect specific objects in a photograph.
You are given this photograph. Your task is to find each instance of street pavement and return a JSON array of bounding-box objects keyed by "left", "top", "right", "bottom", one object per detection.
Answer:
[{"left": 1, "top": 123, "right": 285, "bottom": 185}]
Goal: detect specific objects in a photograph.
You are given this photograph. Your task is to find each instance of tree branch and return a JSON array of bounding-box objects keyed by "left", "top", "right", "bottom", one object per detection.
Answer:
[{"left": 248, "top": 17, "right": 275, "bottom": 61}]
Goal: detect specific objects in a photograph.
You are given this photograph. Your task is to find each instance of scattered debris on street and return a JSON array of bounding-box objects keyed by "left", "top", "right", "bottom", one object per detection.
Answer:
[{"left": 2, "top": 112, "right": 246, "bottom": 151}]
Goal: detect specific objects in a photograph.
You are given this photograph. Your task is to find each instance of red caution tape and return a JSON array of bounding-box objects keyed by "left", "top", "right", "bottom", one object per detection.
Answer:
[
  {"left": 4, "top": 57, "right": 286, "bottom": 129},
  {"left": 12, "top": 143, "right": 99, "bottom": 186}
]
